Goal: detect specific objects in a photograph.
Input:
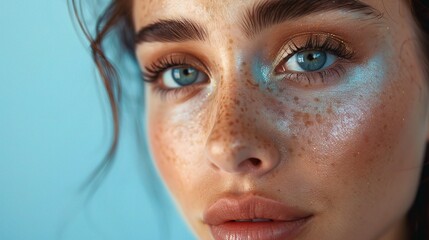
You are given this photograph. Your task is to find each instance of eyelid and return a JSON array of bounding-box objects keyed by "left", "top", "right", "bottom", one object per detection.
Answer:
[
  {"left": 142, "top": 53, "right": 211, "bottom": 83},
  {"left": 272, "top": 32, "right": 355, "bottom": 68}
]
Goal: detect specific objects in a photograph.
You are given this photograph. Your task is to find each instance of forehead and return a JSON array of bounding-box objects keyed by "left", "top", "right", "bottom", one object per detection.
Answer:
[
  {"left": 133, "top": 0, "right": 239, "bottom": 29},
  {"left": 132, "top": 0, "right": 403, "bottom": 31}
]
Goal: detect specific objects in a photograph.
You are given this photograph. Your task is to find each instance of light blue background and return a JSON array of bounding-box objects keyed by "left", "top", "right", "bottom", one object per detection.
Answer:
[{"left": 0, "top": 1, "right": 195, "bottom": 239}]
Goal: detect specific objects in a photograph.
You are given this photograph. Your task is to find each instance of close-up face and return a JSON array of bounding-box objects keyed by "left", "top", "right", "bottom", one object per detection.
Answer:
[{"left": 133, "top": 0, "right": 429, "bottom": 239}]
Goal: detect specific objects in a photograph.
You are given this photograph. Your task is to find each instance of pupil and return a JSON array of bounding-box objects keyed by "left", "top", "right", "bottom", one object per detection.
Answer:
[
  {"left": 172, "top": 67, "right": 199, "bottom": 86},
  {"left": 297, "top": 51, "right": 327, "bottom": 71},
  {"left": 307, "top": 54, "right": 315, "bottom": 61}
]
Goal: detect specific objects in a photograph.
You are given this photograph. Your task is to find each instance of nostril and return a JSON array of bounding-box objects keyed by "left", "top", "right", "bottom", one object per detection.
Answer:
[
  {"left": 249, "top": 158, "right": 262, "bottom": 167},
  {"left": 236, "top": 158, "right": 263, "bottom": 171}
]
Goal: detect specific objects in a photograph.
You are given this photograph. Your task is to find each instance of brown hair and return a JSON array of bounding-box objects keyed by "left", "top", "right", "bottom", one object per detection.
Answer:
[
  {"left": 69, "top": 0, "right": 429, "bottom": 238},
  {"left": 404, "top": 1, "right": 429, "bottom": 239}
]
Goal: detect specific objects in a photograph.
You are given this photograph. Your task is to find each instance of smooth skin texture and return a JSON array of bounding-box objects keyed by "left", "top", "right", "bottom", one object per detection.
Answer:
[{"left": 134, "top": 0, "right": 429, "bottom": 239}]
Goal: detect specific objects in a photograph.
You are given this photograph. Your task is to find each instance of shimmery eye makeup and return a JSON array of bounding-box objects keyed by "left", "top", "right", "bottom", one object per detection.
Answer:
[
  {"left": 272, "top": 33, "right": 356, "bottom": 87},
  {"left": 141, "top": 32, "right": 357, "bottom": 100}
]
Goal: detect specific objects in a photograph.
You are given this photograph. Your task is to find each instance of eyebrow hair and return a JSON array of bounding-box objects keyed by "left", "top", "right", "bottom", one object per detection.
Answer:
[
  {"left": 135, "top": 18, "right": 208, "bottom": 44},
  {"left": 241, "top": 0, "right": 382, "bottom": 38},
  {"left": 135, "top": 0, "right": 382, "bottom": 45}
]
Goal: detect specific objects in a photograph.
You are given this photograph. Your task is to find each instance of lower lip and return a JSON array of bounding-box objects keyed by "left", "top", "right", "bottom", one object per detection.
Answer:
[{"left": 209, "top": 217, "right": 310, "bottom": 240}]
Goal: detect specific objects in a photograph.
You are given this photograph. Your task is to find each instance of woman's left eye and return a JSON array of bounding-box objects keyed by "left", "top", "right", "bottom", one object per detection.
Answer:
[
  {"left": 283, "top": 50, "right": 337, "bottom": 72},
  {"left": 162, "top": 66, "right": 207, "bottom": 89}
]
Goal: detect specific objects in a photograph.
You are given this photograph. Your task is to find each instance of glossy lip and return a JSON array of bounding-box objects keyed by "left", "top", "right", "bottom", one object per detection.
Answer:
[{"left": 203, "top": 195, "right": 313, "bottom": 240}]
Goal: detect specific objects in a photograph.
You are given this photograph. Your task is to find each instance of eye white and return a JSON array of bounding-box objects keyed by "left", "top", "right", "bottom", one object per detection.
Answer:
[
  {"left": 285, "top": 51, "right": 337, "bottom": 72},
  {"left": 161, "top": 67, "right": 207, "bottom": 89}
]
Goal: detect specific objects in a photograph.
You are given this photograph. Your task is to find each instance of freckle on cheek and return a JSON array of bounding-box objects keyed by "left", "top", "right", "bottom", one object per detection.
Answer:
[
  {"left": 316, "top": 114, "right": 323, "bottom": 124},
  {"left": 293, "top": 96, "right": 299, "bottom": 103},
  {"left": 292, "top": 111, "right": 320, "bottom": 128},
  {"left": 327, "top": 105, "right": 334, "bottom": 115}
]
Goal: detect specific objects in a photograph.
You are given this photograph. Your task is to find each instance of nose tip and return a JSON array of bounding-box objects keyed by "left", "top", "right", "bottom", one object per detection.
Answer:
[{"left": 206, "top": 139, "right": 280, "bottom": 176}]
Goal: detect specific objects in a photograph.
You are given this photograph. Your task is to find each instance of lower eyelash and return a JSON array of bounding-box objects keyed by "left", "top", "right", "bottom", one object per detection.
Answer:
[
  {"left": 149, "top": 83, "right": 204, "bottom": 101},
  {"left": 150, "top": 84, "right": 179, "bottom": 100},
  {"left": 282, "top": 64, "right": 346, "bottom": 86}
]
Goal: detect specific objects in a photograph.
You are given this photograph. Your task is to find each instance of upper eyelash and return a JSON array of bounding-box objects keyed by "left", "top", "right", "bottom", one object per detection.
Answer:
[
  {"left": 285, "top": 34, "right": 355, "bottom": 61},
  {"left": 141, "top": 55, "right": 189, "bottom": 82}
]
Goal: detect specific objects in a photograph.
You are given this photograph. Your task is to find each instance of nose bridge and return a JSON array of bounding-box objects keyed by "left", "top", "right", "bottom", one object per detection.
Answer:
[
  {"left": 204, "top": 76, "right": 280, "bottom": 176},
  {"left": 208, "top": 77, "right": 250, "bottom": 146}
]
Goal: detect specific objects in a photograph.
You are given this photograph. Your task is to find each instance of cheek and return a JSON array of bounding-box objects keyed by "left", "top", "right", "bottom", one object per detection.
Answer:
[
  {"left": 146, "top": 95, "right": 213, "bottom": 209},
  {"left": 322, "top": 56, "right": 427, "bottom": 202},
  {"left": 281, "top": 58, "right": 427, "bottom": 237},
  {"left": 312, "top": 82, "right": 423, "bottom": 197}
]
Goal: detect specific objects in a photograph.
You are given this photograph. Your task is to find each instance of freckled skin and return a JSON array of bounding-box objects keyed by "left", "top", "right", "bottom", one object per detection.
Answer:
[{"left": 134, "top": 0, "right": 429, "bottom": 239}]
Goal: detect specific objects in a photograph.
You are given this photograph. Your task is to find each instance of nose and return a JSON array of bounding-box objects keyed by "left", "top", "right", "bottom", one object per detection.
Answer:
[{"left": 204, "top": 92, "right": 280, "bottom": 176}]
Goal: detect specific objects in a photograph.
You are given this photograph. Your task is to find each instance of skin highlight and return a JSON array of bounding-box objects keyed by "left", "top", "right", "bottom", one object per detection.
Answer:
[{"left": 131, "top": 0, "right": 429, "bottom": 239}]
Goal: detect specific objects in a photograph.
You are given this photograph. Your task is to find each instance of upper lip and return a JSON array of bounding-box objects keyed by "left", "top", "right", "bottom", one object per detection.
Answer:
[{"left": 203, "top": 195, "right": 312, "bottom": 226}]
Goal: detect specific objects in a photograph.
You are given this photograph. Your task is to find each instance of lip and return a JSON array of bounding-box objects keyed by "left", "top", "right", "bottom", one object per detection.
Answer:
[{"left": 203, "top": 195, "right": 312, "bottom": 240}]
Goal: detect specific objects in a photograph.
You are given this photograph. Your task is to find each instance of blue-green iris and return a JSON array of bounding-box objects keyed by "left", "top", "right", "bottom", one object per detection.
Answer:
[
  {"left": 172, "top": 67, "right": 199, "bottom": 86},
  {"left": 297, "top": 51, "right": 327, "bottom": 71}
]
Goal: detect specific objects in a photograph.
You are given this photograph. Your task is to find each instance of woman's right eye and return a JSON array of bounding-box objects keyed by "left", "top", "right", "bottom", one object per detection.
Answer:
[{"left": 161, "top": 66, "right": 208, "bottom": 89}]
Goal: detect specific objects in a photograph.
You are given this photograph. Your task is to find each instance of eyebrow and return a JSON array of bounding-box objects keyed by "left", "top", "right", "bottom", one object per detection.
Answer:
[
  {"left": 135, "top": 0, "right": 382, "bottom": 45},
  {"left": 135, "top": 19, "right": 208, "bottom": 44},
  {"left": 242, "top": 0, "right": 382, "bottom": 37}
]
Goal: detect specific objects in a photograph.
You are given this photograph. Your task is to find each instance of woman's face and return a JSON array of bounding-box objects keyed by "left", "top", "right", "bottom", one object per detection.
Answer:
[{"left": 134, "top": 0, "right": 429, "bottom": 239}]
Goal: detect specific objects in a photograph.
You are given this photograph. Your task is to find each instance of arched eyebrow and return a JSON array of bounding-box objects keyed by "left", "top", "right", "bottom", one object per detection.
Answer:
[
  {"left": 242, "top": 0, "right": 382, "bottom": 38},
  {"left": 135, "top": 19, "right": 208, "bottom": 44},
  {"left": 135, "top": 0, "right": 381, "bottom": 45}
]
